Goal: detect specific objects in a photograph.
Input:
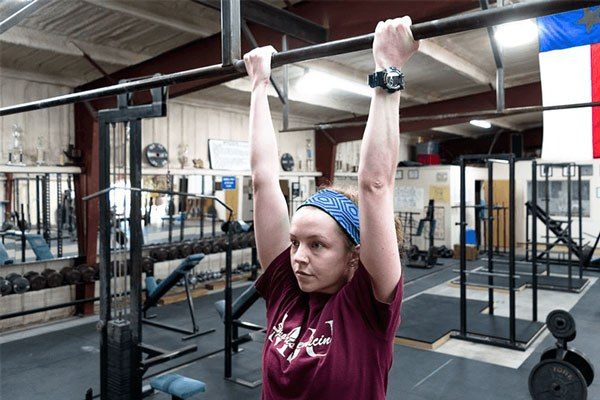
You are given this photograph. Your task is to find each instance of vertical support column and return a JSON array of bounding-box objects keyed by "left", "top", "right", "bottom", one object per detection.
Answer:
[
  {"left": 56, "top": 173, "right": 63, "bottom": 258},
  {"left": 98, "top": 117, "right": 112, "bottom": 400},
  {"left": 221, "top": 0, "right": 241, "bottom": 66},
  {"left": 282, "top": 34, "right": 289, "bottom": 131},
  {"left": 508, "top": 156, "right": 516, "bottom": 345},
  {"left": 567, "top": 164, "right": 572, "bottom": 290},
  {"left": 224, "top": 222, "right": 234, "bottom": 380},
  {"left": 487, "top": 161, "right": 494, "bottom": 315},
  {"left": 578, "top": 166, "right": 583, "bottom": 279},
  {"left": 459, "top": 157, "right": 467, "bottom": 337},
  {"left": 544, "top": 169, "right": 550, "bottom": 276},
  {"left": 129, "top": 119, "right": 143, "bottom": 399},
  {"left": 531, "top": 160, "right": 537, "bottom": 322}
]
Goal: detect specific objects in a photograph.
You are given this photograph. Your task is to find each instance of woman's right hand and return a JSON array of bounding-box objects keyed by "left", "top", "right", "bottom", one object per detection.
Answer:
[{"left": 243, "top": 45, "right": 277, "bottom": 90}]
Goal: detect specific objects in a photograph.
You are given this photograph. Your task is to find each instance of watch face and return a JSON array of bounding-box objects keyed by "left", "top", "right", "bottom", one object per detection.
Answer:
[{"left": 385, "top": 72, "right": 402, "bottom": 90}]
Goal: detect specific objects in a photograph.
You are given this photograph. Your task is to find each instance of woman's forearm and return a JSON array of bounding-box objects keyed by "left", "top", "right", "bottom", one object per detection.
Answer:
[{"left": 250, "top": 82, "right": 279, "bottom": 187}]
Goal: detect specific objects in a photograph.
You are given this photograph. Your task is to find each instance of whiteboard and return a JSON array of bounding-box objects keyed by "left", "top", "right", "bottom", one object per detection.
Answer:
[
  {"left": 395, "top": 186, "right": 424, "bottom": 212},
  {"left": 208, "top": 139, "right": 250, "bottom": 171}
]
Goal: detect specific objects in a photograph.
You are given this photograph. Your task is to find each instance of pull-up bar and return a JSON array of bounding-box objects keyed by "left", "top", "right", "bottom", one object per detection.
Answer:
[{"left": 0, "top": 0, "right": 595, "bottom": 117}]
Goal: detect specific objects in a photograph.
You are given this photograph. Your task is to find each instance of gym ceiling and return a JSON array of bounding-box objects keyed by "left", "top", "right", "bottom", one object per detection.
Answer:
[{"left": 1, "top": 0, "right": 544, "bottom": 150}]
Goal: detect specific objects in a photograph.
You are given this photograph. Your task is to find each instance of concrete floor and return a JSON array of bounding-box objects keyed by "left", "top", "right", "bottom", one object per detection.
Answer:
[{"left": 1, "top": 258, "right": 599, "bottom": 400}]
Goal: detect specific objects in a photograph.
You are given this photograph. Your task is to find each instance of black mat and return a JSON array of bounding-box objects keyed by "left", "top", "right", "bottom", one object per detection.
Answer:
[
  {"left": 396, "top": 294, "right": 544, "bottom": 345},
  {"left": 404, "top": 259, "right": 457, "bottom": 283}
]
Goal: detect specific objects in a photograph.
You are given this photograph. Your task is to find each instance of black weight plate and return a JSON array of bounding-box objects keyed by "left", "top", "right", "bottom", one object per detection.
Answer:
[
  {"left": 546, "top": 310, "right": 576, "bottom": 340},
  {"left": 540, "top": 348, "right": 594, "bottom": 387},
  {"left": 529, "top": 359, "right": 587, "bottom": 400},
  {"left": 145, "top": 143, "right": 168, "bottom": 168}
]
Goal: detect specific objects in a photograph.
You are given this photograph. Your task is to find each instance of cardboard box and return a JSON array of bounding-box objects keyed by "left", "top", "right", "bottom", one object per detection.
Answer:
[{"left": 453, "top": 244, "right": 478, "bottom": 261}]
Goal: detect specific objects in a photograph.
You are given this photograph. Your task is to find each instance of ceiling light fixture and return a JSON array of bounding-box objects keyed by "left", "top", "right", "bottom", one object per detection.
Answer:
[
  {"left": 494, "top": 19, "right": 538, "bottom": 48},
  {"left": 296, "top": 70, "right": 372, "bottom": 97},
  {"left": 470, "top": 119, "right": 492, "bottom": 129}
]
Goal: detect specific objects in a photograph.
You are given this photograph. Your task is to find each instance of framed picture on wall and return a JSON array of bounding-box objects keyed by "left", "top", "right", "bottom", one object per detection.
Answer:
[
  {"left": 436, "top": 172, "right": 448, "bottom": 182},
  {"left": 397, "top": 170, "right": 404, "bottom": 179},
  {"left": 408, "top": 169, "right": 419, "bottom": 179}
]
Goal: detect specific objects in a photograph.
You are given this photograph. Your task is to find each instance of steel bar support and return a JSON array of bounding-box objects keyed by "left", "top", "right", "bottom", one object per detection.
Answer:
[
  {"left": 221, "top": 0, "right": 241, "bottom": 66},
  {"left": 531, "top": 160, "right": 538, "bottom": 322},
  {"left": 2, "top": 0, "right": 593, "bottom": 116},
  {"left": 509, "top": 156, "right": 515, "bottom": 345},
  {"left": 578, "top": 166, "right": 583, "bottom": 279},
  {"left": 0, "top": 0, "right": 48, "bottom": 34},
  {"left": 487, "top": 161, "right": 494, "bottom": 315},
  {"left": 459, "top": 157, "right": 467, "bottom": 337}
]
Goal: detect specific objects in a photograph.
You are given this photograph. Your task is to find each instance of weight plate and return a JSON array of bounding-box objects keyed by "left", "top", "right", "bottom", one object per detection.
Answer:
[
  {"left": 540, "top": 348, "right": 594, "bottom": 387},
  {"left": 529, "top": 359, "right": 587, "bottom": 400},
  {"left": 547, "top": 310, "right": 576, "bottom": 340},
  {"left": 145, "top": 143, "right": 169, "bottom": 168}
]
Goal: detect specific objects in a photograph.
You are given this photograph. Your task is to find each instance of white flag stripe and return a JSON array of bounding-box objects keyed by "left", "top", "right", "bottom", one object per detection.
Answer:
[{"left": 539, "top": 45, "right": 593, "bottom": 161}]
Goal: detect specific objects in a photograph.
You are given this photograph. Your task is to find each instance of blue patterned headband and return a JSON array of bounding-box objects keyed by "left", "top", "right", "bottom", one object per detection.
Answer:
[{"left": 297, "top": 189, "right": 360, "bottom": 245}]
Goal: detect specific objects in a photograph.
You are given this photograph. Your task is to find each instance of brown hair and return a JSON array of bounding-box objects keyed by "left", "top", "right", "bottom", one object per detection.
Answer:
[{"left": 319, "top": 184, "right": 404, "bottom": 253}]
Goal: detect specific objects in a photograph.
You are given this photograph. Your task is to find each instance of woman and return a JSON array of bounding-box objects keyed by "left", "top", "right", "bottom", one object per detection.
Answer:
[{"left": 245, "top": 17, "right": 419, "bottom": 400}]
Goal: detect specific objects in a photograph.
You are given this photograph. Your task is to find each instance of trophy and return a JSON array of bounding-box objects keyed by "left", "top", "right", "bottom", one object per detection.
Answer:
[
  {"left": 35, "top": 136, "right": 47, "bottom": 166},
  {"left": 7, "top": 124, "right": 26, "bottom": 166},
  {"left": 178, "top": 143, "right": 189, "bottom": 169}
]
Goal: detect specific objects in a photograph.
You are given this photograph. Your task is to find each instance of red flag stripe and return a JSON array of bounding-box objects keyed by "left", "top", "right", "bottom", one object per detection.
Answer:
[{"left": 592, "top": 43, "right": 600, "bottom": 158}]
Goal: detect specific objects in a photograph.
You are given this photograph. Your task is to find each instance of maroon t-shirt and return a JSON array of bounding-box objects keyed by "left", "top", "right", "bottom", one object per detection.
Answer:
[{"left": 254, "top": 246, "right": 403, "bottom": 400}]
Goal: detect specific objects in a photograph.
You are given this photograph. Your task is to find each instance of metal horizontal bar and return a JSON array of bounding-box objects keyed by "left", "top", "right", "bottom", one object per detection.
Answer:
[
  {"left": 0, "top": 0, "right": 48, "bottom": 35},
  {"left": 0, "top": 0, "right": 593, "bottom": 116},
  {"left": 280, "top": 101, "right": 600, "bottom": 132},
  {"left": 452, "top": 269, "right": 521, "bottom": 278}
]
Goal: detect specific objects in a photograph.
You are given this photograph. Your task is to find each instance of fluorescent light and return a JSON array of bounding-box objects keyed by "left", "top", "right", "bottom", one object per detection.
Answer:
[
  {"left": 494, "top": 19, "right": 538, "bottom": 48},
  {"left": 295, "top": 70, "right": 372, "bottom": 97},
  {"left": 470, "top": 119, "right": 492, "bottom": 129}
]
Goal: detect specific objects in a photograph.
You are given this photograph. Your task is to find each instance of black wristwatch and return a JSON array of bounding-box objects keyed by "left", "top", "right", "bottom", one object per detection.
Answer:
[{"left": 368, "top": 67, "right": 404, "bottom": 93}]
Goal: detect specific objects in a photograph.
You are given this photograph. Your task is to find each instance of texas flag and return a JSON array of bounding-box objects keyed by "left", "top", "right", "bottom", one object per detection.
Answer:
[{"left": 537, "top": 7, "right": 600, "bottom": 160}]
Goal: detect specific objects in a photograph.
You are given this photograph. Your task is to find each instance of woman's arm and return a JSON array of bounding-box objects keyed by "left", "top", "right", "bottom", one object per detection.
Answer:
[
  {"left": 358, "top": 18, "right": 419, "bottom": 303},
  {"left": 245, "top": 46, "right": 291, "bottom": 270}
]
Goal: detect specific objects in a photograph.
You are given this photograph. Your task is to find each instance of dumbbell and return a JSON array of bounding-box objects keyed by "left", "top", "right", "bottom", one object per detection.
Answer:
[
  {"left": 150, "top": 247, "right": 168, "bottom": 262},
  {"left": 77, "top": 264, "right": 95, "bottom": 283},
  {"left": 141, "top": 257, "right": 154, "bottom": 276},
  {"left": 166, "top": 245, "right": 179, "bottom": 260},
  {"left": 178, "top": 242, "right": 193, "bottom": 258},
  {"left": 201, "top": 240, "right": 213, "bottom": 254},
  {"left": 192, "top": 241, "right": 204, "bottom": 255},
  {"left": 42, "top": 269, "right": 63, "bottom": 288},
  {"left": 60, "top": 266, "right": 81, "bottom": 285},
  {"left": 408, "top": 245, "right": 420, "bottom": 261},
  {"left": 6, "top": 273, "right": 30, "bottom": 294},
  {"left": 24, "top": 271, "right": 47, "bottom": 291},
  {"left": 529, "top": 310, "right": 595, "bottom": 400},
  {"left": 0, "top": 277, "right": 13, "bottom": 295},
  {"left": 213, "top": 237, "right": 227, "bottom": 253}
]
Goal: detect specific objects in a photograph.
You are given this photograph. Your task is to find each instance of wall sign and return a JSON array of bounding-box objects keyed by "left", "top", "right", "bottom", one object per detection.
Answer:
[{"left": 208, "top": 139, "right": 250, "bottom": 170}]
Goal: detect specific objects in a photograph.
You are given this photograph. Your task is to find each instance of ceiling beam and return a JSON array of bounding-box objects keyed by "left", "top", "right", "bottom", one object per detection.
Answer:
[
  {"left": 418, "top": 39, "right": 494, "bottom": 85},
  {"left": 0, "top": 0, "right": 49, "bottom": 34},
  {"left": 81, "top": 0, "right": 213, "bottom": 36},
  {"left": 1, "top": 26, "right": 152, "bottom": 66},
  {"left": 432, "top": 126, "right": 482, "bottom": 138},
  {"left": 192, "top": 0, "right": 327, "bottom": 44}
]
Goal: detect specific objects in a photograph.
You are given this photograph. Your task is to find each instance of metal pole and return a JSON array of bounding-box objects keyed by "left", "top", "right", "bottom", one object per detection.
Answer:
[
  {"left": 98, "top": 117, "right": 111, "bottom": 400},
  {"left": 545, "top": 168, "right": 550, "bottom": 276},
  {"left": 578, "top": 165, "right": 583, "bottom": 279},
  {"left": 221, "top": 0, "right": 241, "bottom": 67},
  {"left": 567, "top": 164, "right": 572, "bottom": 290},
  {"left": 224, "top": 223, "right": 234, "bottom": 379},
  {"left": 509, "top": 156, "right": 515, "bottom": 345},
  {"left": 460, "top": 157, "right": 467, "bottom": 336},
  {"left": 129, "top": 119, "right": 143, "bottom": 399},
  {"left": 487, "top": 161, "right": 494, "bottom": 315},
  {"left": 282, "top": 34, "right": 290, "bottom": 131},
  {"left": 1, "top": 0, "right": 593, "bottom": 116},
  {"left": 531, "top": 160, "right": 537, "bottom": 322}
]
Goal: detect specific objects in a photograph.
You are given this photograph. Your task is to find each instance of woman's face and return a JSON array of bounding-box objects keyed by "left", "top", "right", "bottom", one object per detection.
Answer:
[{"left": 289, "top": 206, "right": 358, "bottom": 294}]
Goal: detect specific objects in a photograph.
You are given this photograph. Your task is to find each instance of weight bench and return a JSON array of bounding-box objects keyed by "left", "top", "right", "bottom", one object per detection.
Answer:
[
  {"left": 0, "top": 241, "right": 13, "bottom": 264},
  {"left": 25, "top": 234, "right": 54, "bottom": 260},
  {"left": 143, "top": 254, "right": 215, "bottom": 340},
  {"left": 150, "top": 373, "right": 205, "bottom": 400}
]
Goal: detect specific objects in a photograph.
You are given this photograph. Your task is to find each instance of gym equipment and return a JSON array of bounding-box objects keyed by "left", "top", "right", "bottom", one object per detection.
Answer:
[
  {"left": 405, "top": 200, "right": 439, "bottom": 269},
  {"left": 77, "top": 264, "right": 96, "bottom": 283},
  {"left": 0, "top": 241, "right": 14, "bottom": 265},
  {"left": 143, "top": 254, "right": 215, "bottom": 340},
  {"left": 529, "top": 310, "right": 594, "bottom": 399},
  {"left": 0, "top": 277, "right": 12, "bottom": 295},
  {"left": 141, "top": 257, "right": 154, "bottom": 276},
  {"left": 150, "top": 373, "right": 206, "bottom": 400},
  {"left": 1, "top": 1, "right": 591, "bottom": 117},
  {"left": 6, "top": 273, "right": 30, "bottom": 294},
  {"left": 24, "top": 271, "right": 46, "bottom": 291},
  {"left": 25, "top": 234, "right": 54, "bottom": 261},
  {"left": 455, "top": 154, "right": 543, "bottom": 350},
  {"left": 60, "top": 266, "right": 81, "bottom": 285},
  {"left": 150, "top": 246, "right": 168, "bottom": 262},
  {"left": 42, "top": 269, "right": 63, "bottom": 288},
  {"left": 145, "top": 143, "right": 169, "bottom": 168},
  {"left": 178, "top": 242, "right": 193, "bottom": 258}
]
